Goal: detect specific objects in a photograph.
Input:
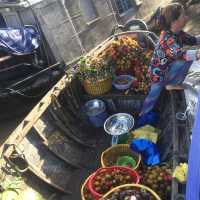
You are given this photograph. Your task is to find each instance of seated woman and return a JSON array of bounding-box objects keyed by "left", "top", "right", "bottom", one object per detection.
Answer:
[{"left": 140, "top": 3, "right": 200, "bottom": 116}]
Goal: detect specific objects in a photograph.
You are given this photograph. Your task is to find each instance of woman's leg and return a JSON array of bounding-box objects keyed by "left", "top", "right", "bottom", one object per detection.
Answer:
[
  {"left": 139, "top": 82, "right": 164, "bottom": 116},
  {"left": 140, "top": 60, "right": 192, "bottom": 116},
  {"left": 165, "top": 60, "right": 193, "bottom": 86}
]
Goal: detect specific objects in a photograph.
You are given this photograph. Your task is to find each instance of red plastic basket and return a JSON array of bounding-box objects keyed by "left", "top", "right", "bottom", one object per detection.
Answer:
[
  {"left": 81, "top": 173, "right": 96, "bottom": 200},
  {"left": 88, "top": 166, "right": 140, "bottom": 199}
]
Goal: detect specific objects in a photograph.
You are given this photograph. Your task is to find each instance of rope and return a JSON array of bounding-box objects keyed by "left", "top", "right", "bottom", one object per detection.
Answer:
[
  {"left": 9, "top": 62, "right": 60, "bottom": 88},
  {"left": 61, "top": 0, "right": 86, "bottom": 53},
  {"left": 0, "top": 62, "right": 61, "bottom": 98},
  {"left": 106, "top": 0, "right": 119, "bottom": 26},
  {"left": 0, "top": 87, "right": 47, "bottom": 98},
  {"left": 24, "top": 0, "right": 52, "bottom": 66}
]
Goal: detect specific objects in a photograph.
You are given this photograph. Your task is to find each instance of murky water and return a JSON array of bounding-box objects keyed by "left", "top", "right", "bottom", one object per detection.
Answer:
[
  {"left": 0, "top": 101, "right": 37, "bottom": 145},
  {"left": 0, "top": 118, "right": 24, "bottom": 145}
]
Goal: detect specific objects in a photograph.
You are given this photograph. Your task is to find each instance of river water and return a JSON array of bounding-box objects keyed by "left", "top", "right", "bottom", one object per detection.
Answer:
[
  {"left": 0, "top": 103, "right": 36, "bottom": 145},
  {"left": 0, "top": 118, "right": 24, "bottom": 145}
]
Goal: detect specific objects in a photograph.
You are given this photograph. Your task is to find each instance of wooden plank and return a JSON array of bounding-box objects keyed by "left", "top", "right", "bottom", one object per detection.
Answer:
[
  {"left": 17, "top": 131, "right": 74, "bottom": 193},
  {"left": 70, "top": 78, "right": 82, "bottom": 109},
  {"left": 0, "top": 73, "right": 73, "bottom": 158},
  {"left": 49, "top": 107, "right": 94, "bottom": 147},
  {"left": 33, "top": 115, "right": 56, "bottom": 142},
  {"left": 33, "top": 115, "right": 102, "bottom": 170},
  {"left": 170, "top": 92, "right": 179, "bottom": 200},
  {"left": 54, "top": 95, "right": 76, "bottom": 123},
  {"left": 83, "top": 90, "right": 146, "bottom": 100},
  {"left": 34, "top": 116, "right": 85, "bottom": 168},
  {"left": 50, "top": 101, "right": 96, "bottom": 147}
]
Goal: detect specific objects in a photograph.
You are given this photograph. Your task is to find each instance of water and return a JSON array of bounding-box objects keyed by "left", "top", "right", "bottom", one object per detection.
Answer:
[
  {"left": 0, "top": 102, "right": 36, "bottom": 145},
  {"left": 0, "top": 118, "right": 24, "bottom": 145}
]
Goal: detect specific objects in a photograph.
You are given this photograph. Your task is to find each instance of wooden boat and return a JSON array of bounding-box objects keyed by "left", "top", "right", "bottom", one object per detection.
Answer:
[
  {"left": 0, "top": 61, "right": 64, "bottom": 121},
  {"left": 0, "top": 31, "right": 190, "bottom": 200},
  {"left": 0, "top": 24, "right": 65, "bottom": 121},
  {"left": 0, "top": 39, "right": 65, "bottom": 117}
]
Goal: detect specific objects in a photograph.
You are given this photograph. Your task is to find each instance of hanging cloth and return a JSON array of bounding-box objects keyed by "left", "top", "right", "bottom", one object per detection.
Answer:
[{"left": 0, "top": 26, "right": 40, "bottom": 55}]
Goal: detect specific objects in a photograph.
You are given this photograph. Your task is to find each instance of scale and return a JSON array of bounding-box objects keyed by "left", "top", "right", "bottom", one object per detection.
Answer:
[{"left": 104, "top": 113, "right": 135, "bottom": 145}]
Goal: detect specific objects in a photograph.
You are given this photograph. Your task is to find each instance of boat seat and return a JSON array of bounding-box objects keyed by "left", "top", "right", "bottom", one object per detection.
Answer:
[
  {"left": 165, "top": 85, "right": 184, "bottom": 90},
  {"left": 0, "top": 55, "right": 11, "bottom": 62}
]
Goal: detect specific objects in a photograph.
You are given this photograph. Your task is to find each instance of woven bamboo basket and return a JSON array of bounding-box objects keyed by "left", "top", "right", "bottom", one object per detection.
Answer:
[
  {"left": 81, "top": 173, "right": 95, "bottom": 200},
  {"left": 83, "top": 77, "right": 112, "bottom": 96},
  {"left": 101, "top": 184, "right": 161, "bottom": 200},
  {"left": 101, "top": 144, "right": 141, "bottom": 169}
]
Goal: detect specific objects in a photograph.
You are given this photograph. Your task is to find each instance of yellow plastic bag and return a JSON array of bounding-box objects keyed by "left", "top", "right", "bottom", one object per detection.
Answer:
[{"left": 127, "top": 125, "right": 160, "bottom": 144}]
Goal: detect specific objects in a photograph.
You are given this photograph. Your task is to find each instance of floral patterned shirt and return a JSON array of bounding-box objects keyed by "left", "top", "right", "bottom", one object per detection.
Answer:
[{"left": 149, "top": 30, "right": 197, "bottom": 83}]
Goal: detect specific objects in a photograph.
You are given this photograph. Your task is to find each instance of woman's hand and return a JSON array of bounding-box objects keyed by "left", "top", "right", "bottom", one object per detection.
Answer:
[{"left": 196, "top": 50, "right": 200, "bottom": 60}]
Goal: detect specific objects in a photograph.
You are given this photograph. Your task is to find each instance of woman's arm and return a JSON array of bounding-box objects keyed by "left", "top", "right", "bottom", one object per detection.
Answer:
[
  {"left": 196, "top": 49, "right": 200, "bottom": 59},
  {"left": 186, "top": 49, "right": 200, "bottom": 60},
  {"left": 179, "top": 31, "right": 197, "bottom": 46},
  {"left": 161, "top": 34, "right": 199, "bottom": 61}
]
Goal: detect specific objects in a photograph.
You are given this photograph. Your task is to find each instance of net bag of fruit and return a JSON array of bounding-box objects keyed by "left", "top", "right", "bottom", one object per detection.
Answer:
[
  {"left": 101, "top": 184, "right": 161, "bottom": 200},
  {"left": 88, "top": 166, "right": 140, "bottom": 199}
]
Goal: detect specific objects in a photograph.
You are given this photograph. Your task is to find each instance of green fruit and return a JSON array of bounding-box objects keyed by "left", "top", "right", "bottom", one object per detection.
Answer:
[
  {"left": 94, "top": 181, "right": 100, "bottom": 186},
  {"left": 95, "top": 187, "right": 101, "bottom": 192},
  {"left": 152, "top": 184, "right": 158, "bottom": 190},
  {"left": 1, "top": 190, "right": 18, "bottom": 200},
  {"left": 157, "top": 176, "right": 162, "bottom": 181},
  {"left": 105, "top": 173, "right": 111, "bottom": 180},
  {"left": 166, "top": 186, "right": 171, "bottom": 192},
  {"left": 14, "top": 189, "right": 43, "bottom": 200}
]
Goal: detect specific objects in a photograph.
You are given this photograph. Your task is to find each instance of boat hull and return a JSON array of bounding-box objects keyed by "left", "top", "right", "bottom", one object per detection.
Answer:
[{"left": 0, "top": 31, "right": 191, "bottom": 200}]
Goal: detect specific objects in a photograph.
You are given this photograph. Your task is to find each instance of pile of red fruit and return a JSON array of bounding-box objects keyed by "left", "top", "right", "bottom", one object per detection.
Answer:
[
  {"left": 139, "top": 165, "right": 172, "bottom": 199},
  {"left": 102, "top": 187, "right": 156, "bottom": 200},
  {"left": 89, "top": 167, "right": 139, "bottom": 196},
  {"left": 101, "top": 36, "right": 153, "bottom": 93}
]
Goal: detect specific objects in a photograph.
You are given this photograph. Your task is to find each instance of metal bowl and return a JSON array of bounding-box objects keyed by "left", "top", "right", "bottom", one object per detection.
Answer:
[
  {"left": 104, "top": 113, "right": 134, "bottom": 136},
  {"left": 84, "top": 99, "right": 106, "bottom": 116}
]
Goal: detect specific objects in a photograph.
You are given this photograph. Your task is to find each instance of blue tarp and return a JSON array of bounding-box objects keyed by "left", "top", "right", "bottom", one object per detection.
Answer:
[
  {"left": 186, "top": 93, "right": 200, "bottom": 200},
  {"left": 0, "top": 26, "right": 40, "bottom": 55},
  {"left": 130, "top": 138, "right": 160, "bottom": 166}
]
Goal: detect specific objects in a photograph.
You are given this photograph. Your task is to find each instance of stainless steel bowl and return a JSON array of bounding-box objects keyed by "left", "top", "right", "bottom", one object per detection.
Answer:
[
  {"left": 104, "top": 113, "right": 134, "bottom": 136},
  {"left": 84, "top": 99, "right": 106, "bottom": 116}
]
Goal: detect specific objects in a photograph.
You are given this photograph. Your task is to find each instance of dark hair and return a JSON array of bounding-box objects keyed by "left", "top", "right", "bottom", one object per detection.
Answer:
[{"left": 159, "top": 3, "right": 184, "bottom": 30}]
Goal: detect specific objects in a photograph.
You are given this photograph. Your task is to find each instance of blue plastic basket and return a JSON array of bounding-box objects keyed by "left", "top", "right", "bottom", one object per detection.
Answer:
[{"left": 113, "top": 75, "right": 134, "bottom": 90}]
